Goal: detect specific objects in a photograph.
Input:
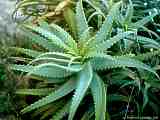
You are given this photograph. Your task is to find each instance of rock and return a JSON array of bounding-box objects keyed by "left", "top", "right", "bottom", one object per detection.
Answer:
[{"left": 0, "top": 0, "right": 17, "bottom": 37}]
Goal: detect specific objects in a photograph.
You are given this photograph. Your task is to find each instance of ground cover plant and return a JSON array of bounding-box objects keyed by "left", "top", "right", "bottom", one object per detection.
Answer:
[
  {"left": 1, "top": 0, "right": 160, "bottom": 119},
  {"left": 0, "top": 41, "right": 22, "bottom": 120}
]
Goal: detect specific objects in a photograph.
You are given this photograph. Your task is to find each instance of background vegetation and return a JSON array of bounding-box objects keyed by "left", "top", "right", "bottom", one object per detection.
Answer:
[{"left": 0, "top": 0, "right": 160, "bottom": 120}]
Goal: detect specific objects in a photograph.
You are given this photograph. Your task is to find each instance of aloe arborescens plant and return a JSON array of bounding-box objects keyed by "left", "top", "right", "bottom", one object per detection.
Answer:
[{"left": 10, "top": 0, "right": 159, "bottom": 120}]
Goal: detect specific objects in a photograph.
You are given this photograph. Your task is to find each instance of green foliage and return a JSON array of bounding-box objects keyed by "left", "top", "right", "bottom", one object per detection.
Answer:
[
  {"left": 0, "top": 65, "right": 6, "bottom": 82},
  {"left": 9, "top": 0, "right": 160, "bottom": 119},
  {"left": 0, "top": 58, "right": 19, "bottom": 118},
  {"left": 52, "top": 101, "right": 70, "bottom": 120},
  {"left": 0, "top": 94, "right": 11, "bottom": 113},
  {"left": 0, "top": 65, "right": 9, "bottom": 113},
  {"left": 21, "top": 80, "right": 75, "bottom": 114},
  {"left": 90, "top": 74, "right": 106, "bottom": 120}
]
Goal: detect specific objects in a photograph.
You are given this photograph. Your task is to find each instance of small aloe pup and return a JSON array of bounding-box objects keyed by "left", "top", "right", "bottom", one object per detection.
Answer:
[{"left": 10, "top": 0, "right": 158, "bottom": 120}]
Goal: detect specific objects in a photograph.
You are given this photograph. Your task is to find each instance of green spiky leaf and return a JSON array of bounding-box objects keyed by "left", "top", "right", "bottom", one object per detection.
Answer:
[
  {"left": 95, "top": 15, "right": 113, "bottom": 42},
  {"left": 76, "top": 0, "right": 90, "bottom": 40},
  {"left": 16, "top": 88, "right": 54, "bottom": 96},
  {"left": 96, "top": 31, "right": 133, "bottom": 51},
  {"left": 21, "top": 80, "right": 76, "bottom": 114},
  {"left": 11, "top": 63, "right": 82, "bottom": 78},
  {"left": 90, "top": 74, "right": 106, "bottom": 120},
  {"left": 9, "top": 47, "right": 42, "bottom": 58},
  {"left": 91, "top": 56, "right": 158, "bottom": 77},
  {"left": 69, "top": 62, "right": 93, "bottom": 120},
  {"left": 23, "top": 24, "right": 69, "bottom": 51}
]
